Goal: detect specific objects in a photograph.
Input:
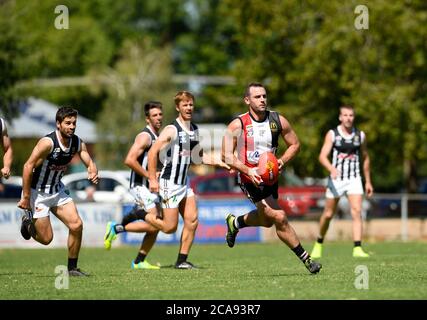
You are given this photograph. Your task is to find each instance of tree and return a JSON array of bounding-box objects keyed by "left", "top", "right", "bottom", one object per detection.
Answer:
[
  {"left": 216, "top": 0, "right": 427, "bottom": 191},
  {"left": 94, "top": 40, "right": 176, "bottom": 169}
]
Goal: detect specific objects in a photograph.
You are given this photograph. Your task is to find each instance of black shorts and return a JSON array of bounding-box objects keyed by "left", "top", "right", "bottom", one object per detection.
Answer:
[{"left": 239, "top": 182, "right": 279, "bottom": 204}]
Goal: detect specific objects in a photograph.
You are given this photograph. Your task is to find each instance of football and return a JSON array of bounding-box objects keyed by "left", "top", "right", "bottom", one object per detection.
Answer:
[{"left": 257, "top": 152, "right": 279, "bottom": 186}]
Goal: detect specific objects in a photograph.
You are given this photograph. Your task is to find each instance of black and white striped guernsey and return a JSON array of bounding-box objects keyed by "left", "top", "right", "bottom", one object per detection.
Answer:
[
  {"left": 160, "top": 119, "right": 201, "bottom": 185},
  {"left": 129, "top": 126, "right": 158, "bottom": 189},
  {"left": 31, "top": 131, "right": 81, "bottom": 194},
  {"left": 330, "top": 126, "right": 364, "bottom": 180}
]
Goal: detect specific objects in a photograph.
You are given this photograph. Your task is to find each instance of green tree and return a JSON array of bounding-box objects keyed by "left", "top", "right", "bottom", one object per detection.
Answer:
[
  {"left": 216, "top": 0, "right": 427, "bottom": 191},
  {"left": 94, "top": 40, "right": 176, "bottom": 169}
]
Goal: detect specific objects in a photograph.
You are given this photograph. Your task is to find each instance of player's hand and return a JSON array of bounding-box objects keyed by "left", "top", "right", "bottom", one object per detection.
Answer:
[
  {"left": 17, "top": 198, "right": 31, "bottom": 211},
  {"left": 330, "top": 168, "right": 340, "bottom": 180},
  {"left": 88, "top": 170, "right": 99, "bottom": 184},
  {"left": 149, "top": 178, "right": 159, "bottom": 193},
  {"left": 278, "top": 159, "right": 284, "bottom": 173},
  {"left": 247, "top": 167, "right": 262, "bottom": 186},
  {"left": 219, "top": 161, "right": 231, "bottom": 171},
  {"left": 365, "top": 182, "right": 374, "bottom": 198},
  {"left": 1, "top": 167, "right": 11, "bottom": 179}
]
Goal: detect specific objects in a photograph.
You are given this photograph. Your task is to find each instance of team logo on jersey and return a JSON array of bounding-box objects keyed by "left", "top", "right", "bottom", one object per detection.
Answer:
[
  {"left": 178, "top": 131, "right": 187, "bottom": 143},
  {"left": 353, "top": 135, "right": 360, "bottom": 146},
  {"left": 270, "top": 121, "right": 278, "bottom": 132},
  {"left": 247, "top": 150, "right": 260, "bottom": 164},
  {"left": 52, "top": 148, "right": 61, "bottom": 159},
  {"left": 335, "top": 136, "right": 342, "bottom": 147},
  {"left": 246, "top": 125, "right": 254, "bottom": 137}
]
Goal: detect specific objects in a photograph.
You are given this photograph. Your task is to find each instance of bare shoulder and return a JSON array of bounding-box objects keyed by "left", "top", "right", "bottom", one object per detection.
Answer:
[
  {"left": 158, "top": 125, "right": 177, "bottom": 141},
  {"left": 227, "top": 118, "right": 242, "bottom": 131},
  {"left": 38, "top": 137, "right": 54, "bottom": 150},
  {"left": 278, "top": 114, "right": 293, "bottom": 132}
]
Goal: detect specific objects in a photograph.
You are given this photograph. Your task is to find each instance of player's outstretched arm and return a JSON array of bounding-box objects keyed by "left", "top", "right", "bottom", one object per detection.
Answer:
[
  {"left": 278, "top": 115, "right": 300, "bottom": 169},
  {"left": 1, "top": 122, "right": 13, "bottom": 179},
  {"left": 124, "top": 132, "right": 151, "bottom": 179},
  {"left": 318, "top": 130, "right": 339, "bottom": 179},
  {"left": 78, "top": 141, "right": 98, "bottom": 184},
  {"left": 361, "top": 133, "right": 374, "bottom": 197}
]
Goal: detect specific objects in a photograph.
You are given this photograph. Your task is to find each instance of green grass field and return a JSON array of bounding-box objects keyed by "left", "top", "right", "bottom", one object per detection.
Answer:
[{"left": 1, "top": 242, "right": 426, "bottom": 300}]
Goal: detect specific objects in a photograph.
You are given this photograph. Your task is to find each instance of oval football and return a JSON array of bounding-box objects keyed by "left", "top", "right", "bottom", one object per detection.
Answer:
[{"left": 257, "top": 152, "right": 279, "bottom": 186}]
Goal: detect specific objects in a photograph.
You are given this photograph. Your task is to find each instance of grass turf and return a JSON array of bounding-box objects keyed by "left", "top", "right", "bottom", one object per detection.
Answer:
[{"left": 0, "top": 241, "right": 426, "bottom": 300}]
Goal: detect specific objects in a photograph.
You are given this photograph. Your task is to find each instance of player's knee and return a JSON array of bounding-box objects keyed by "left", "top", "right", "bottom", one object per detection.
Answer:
[
  {"left": 323, "top": 211, "right": 334, "bottom": 220},
  {"left": 39, "top": 234, "right": 53, "bottom": 245},
  {"left": 69, "top": 219, "right": 83, "bottom": 233},
  {"left": 163, "top": 224, "right": 177, "bottom": 234},
  {"left": 187, "top": 217, "right": 199, "bottom": 231},
  {"left": 274, "top": 211, "right": 289, "bottom": 226}
]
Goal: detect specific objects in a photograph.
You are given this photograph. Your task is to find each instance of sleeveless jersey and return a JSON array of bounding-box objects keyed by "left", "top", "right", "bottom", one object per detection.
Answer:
[
  {"left": 31, "top": 131, "right": 81, "bottom": 194},
  {"left": 330, "top": 126, "right": 364, "bottom": 180},
  {"left": 160, "top": 119, "right": 200, "bottom": 185},
  {"left": 236, "top": 111, "right": 282, "bottom": 184},
  {"left": 0, "top": 117, "right": 4, "bottom": 134},
  {"left": 129, "top": 126, "right": 158, "bottom": 189}
]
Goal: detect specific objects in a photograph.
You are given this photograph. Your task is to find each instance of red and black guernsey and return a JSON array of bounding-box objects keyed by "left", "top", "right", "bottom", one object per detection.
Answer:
[
  {"left": 31, "top": 131, "right": 81, "bottom": 194},
  {"left": 129, "top": 126, "right": 158, "bottom": 189},
  {"left": 236, "top": 110, "right": 282, "bottom": 184}
]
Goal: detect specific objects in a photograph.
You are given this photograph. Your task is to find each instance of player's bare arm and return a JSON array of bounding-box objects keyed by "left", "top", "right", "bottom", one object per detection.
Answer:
[
  {"left": 202, "top": 148, "right": 231, "bottom": 170},
  {"left": 124, "top": 132, "right": 152, "bottom": 179},
  {"left": 278, "top": 115, "right": 300, "bottom": 170},
  {"left": 78, "top": 141, "right": 99, "bottom": 184},
  {"left": 361, "top": 134, "right": 374, "bottom": 197},
  {"left": 17, "top": 138, "right": 53, "bottom": 210},
  {"left": 318, "top": 131, "right": 339, "bottom": 179},
  {"left": 1, "top": 124, "right": 13, "bottom": 179},
  {"left": 222, "top": 118, "right": 261, "bottom": 185},
  {"left": 148, "top": 125, "right": 174, "bottom": 193}
]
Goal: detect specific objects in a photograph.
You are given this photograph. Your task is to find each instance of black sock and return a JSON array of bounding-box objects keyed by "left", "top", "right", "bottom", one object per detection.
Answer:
[
  {"left": 135, "top": 209, "right": 148, "bottom": 221},
  {"left": 354, "top": 241, "right": 362, "bottom": 247},
  {"left": 114, "top": 224, "right": 125, "bottom": 234},
  {"left": 68, "top": 258, "right": 78, "bottom": 271},
  {"left": 134, "top": 252, "right": 146, "bottom": 264},
  {"left": 121, "top": 206, "right": 139, "bottom": 225},
  {"left": 292, "top": 243, "right": 310, "bottom": 263},
  {"left": 121, "top": 208, "right": 148, "bottom": 225},
  {"left": 177, "top": 253, "right": 188, "bottom": 264},
  {"left": 235, "top": 215, "right": 247, "bottom": 229},
  {"left": 317, "top": 237, "right": 324, "bottom": 244}
]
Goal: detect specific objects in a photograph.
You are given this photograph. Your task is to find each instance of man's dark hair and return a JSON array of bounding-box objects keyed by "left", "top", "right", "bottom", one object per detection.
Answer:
[
  {"left": 144, "top": 101, "right": 163, "bottom": 117},
  {"left": 56, "top": 107, "right": 78, "bottom": 123},
  {"left": 244, "top": 82, "right": 265, "bottom": 97}
]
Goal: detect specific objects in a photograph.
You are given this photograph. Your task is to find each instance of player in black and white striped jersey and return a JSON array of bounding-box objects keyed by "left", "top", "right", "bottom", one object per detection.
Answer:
[
  {"left": 145, "top": 91, "right": 230, "bottom": 269},
  {"left": 311, "top": 105, "right": 374, "bottom": 259},
  {"left": 17, "top": 107, "right": 99, "bottom": 276},
  {"left": 103, "top": 101, "right": 163, "bottom": 269}
]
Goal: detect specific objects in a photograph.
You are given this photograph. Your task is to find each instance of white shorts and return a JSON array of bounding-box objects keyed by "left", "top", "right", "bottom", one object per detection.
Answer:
[
  {"left": 129, "top": 185, "right": 160, "bottom": 211},
  {"left": 30, "top": 188, "right": 73, "bottom": 219},
  {"left": 159, "top": 178, "right": 194, "bottom": 209},
  {"left": 326, "top": 177, "right": 364, "bottom": 199}
]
